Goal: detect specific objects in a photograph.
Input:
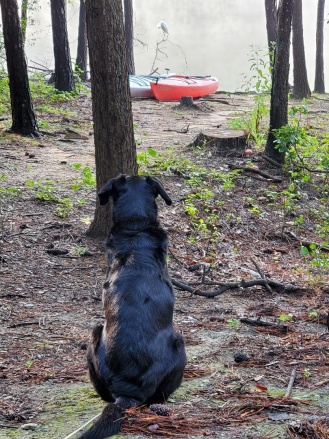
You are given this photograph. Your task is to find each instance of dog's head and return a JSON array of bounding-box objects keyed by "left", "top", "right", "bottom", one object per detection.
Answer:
[{"left": 98, "top": 175, "right": 172, "bottom": 222}]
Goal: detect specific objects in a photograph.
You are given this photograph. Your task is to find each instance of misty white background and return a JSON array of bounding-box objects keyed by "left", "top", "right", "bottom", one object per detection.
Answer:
[{"left": 25, "top": 0, "right": 329, "bottom": 92}]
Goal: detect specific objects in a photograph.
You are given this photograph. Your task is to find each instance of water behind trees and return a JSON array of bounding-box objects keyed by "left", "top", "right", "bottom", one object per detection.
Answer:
[{"left": 25, "top": 0, "right": 329, "bottom": 92}]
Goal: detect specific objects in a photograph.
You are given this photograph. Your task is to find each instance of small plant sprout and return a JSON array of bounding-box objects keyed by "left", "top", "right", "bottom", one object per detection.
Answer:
[
  {"left": 227, "top": 319, "right": 240, "bottom": 330},
  {"left": 278, "top": 314, "right": 293, "bottom": 322},
  {"left": 25, "top": 359, "right": 33, "bottom": 368},
  {"left": 137, "top": 148, "right": 157, "bottom": 172},
  {"left": 303, "top": 368, "right": 311, "bottom": 379}
]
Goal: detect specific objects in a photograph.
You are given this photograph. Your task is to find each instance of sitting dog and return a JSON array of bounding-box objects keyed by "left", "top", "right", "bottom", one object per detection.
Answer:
[{"left": 79, "top": 175, "right": 186, "bottom": 439}]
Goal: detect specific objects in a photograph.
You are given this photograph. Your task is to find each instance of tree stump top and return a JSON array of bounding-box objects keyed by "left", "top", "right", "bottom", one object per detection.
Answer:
[{"left": 190, "top": 129, "right": 248, "bottom": 157}]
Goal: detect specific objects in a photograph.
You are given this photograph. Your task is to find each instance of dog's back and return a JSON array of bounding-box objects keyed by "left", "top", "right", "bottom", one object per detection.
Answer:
[{"left": 79, "top": 175, "right": 186, "bottom": 439}]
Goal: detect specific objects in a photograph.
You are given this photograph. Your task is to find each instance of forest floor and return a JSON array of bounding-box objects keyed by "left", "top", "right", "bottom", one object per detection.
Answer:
[{"left": 0, "top": 89, "right": 329, "bottom": 439}]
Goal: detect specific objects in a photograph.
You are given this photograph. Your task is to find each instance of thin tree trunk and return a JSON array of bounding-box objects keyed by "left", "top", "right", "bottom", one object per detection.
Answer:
[
  {"left": 314, "top": 0, "right": 325, "bottom": 93},
  {"left": 75, "top": 0, "right": 88, "bottom": 81},
  {"left": 50, "top": 0, "right": 75, "bottom": 92},
  {"left": 265, "top": 0, "right": 295, "bottom": 165},
  {"left": 124, "top": 0, "right": 135, "bottom": 75},
  {"left": 21, "top": 0, "right": 28, "bottom": 46},
  {"left": 264, "top": 0, "right": 278, "bottom": 48},
  {"left": 292, "top": 0, "right": 311, "bottom": 98},
  {"left": 0, "top": 0, "right": 39, "bottom": 137}
]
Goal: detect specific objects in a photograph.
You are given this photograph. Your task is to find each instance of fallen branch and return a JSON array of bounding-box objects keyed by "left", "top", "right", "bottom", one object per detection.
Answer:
[
  {"left": 228, "top": 164, "right": 282, "bottom": 182},
  {"left": 0, "top": 293, "right": 30, "bottom": 298},
  {"left": 285, "top": 367, "right": 297, "bottom": 397},
  {"left": 171, "top": 278, "right": 301, "bottom": 298},
  {"left": 262, "top": 154, "right": 283, "bottom": 168},
  {"left": 251, "top": 258, "right": 273, "bottom": 293},
  {"left": 240, "top": 318, "right": 288, "bottom": 332},
  {"left": 163, "top": 124, "right": 190, "bottom": 133},
  {"left": 8, "top": 321, "right": 40, "bottom": 328}
]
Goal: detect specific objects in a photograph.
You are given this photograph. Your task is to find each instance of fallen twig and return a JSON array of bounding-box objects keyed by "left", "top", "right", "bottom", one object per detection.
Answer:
[
  {"left": 285, "top": 367, "right": 297, "bottom": 397},
  {"left": 251, "top": 258, "right": 273, "bottom": 293},
  {"left": 8, "top": 321, "right": 40, "bottom": 328},
  {"left": 163, "top": 124, "right": 190, "bottom": 133},
  {"left": 172, "top": 278, "right": 301, "bottom": 298},
  {"left": 240, "top": 318, "right": 288, "bottom": 332},
  {"left": 262, "top": 154, "right": 283, "bottom": 168},
  {"left": 228, "top": 164, "right": 282, "bottom": 182}
]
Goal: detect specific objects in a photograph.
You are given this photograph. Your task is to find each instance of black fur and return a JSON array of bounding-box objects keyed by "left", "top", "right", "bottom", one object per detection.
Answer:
[{"left": 79, "top": 175, "right": 186, "bottom": 439}]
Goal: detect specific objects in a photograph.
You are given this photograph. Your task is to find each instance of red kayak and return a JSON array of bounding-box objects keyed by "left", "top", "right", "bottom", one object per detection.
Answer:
[{"left": 150, "top": 75, "right": 219, "bottom": 101}]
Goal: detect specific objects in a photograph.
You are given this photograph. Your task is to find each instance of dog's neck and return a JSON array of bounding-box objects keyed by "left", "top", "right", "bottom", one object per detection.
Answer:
[
  {"left": 106, "top": 216, "right": 168, "bottom": 261},
  {"left": 112, "top": 216, "right": 160, "bottom": 232}
]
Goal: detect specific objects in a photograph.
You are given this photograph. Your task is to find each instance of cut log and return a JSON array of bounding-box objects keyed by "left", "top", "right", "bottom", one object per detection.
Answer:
[{"left": 190, "top": 129, "right": 248, "bottom": 156}]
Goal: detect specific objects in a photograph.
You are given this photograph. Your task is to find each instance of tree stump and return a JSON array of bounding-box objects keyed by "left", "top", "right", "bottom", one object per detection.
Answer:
[
  {"left": 190, "top": 129, "right": 248, "bottom": 157},
  {"left": 180, "top": 96, "right": 194, "bottom": 106},
  {"left": 174, "top": 96, "right": 199, "bottom": 110}
]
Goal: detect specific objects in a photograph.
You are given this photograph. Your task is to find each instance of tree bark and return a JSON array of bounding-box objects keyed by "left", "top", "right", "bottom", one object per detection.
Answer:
[
  {"left": 124, "top": 0, "right": 135, "bottom": 75},
  {"left": 0, "top": 0, "right": 39, "bottom": 136},
  {"left": 85, "top": 0, "right": 137, "bottom": 237},
  {"left": 264, "top": 0, "right": 278, "bottom": 48},
  {"left": 314, "top": 0, "right": 325, "bottom": 93},
  {"left": 264, "top": 0, "right": 295, "bottom": 165},
  {"left": 292, "top": 0, "right": 311, "bottom": 98},
  {"left": 75, "top": 0, "right": 88, "bottom": 81},
  {"left": 50, "top": 0, "right": 75, "bottom": 92}
]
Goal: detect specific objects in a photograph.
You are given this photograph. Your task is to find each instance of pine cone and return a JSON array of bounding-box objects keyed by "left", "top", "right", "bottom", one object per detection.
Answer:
[{"left": 149, "top": 404, "right": 171, "bottom": 416}]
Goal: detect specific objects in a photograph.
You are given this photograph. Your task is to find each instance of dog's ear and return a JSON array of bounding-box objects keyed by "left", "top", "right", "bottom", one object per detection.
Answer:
[
  {"left": 98, "top": 174, "right": 127, "bottom": 205},
  {"left": 146, "top": 176, "right": 172, "bottom": 205}
]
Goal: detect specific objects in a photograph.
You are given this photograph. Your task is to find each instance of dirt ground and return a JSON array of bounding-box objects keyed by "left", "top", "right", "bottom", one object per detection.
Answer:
[{"left": 0, "top": 90, "right": 329, "bottom": 439}]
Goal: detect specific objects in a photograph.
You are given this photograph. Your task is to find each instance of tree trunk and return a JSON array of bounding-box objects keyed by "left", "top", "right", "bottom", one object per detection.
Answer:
[
  {"left": 292, "top": 0, "right": 311, "bottom": 98},
  {"left": 50, "top": 0, "right": 75, "bottom": 92},
  {"left": 75, "top": 0, "right": 88, "bottom": 81},
  {"left": 21, "top": 0, "right": 28, "bottom": 46},
  {"left": 124, "top": 0, "right": 135, "bottom": 75},
  {"left": 85, "top": 0, "right": 137, "bottom": 237},
  {"left": 314, "top": 0, "right": 325, "bottom": 93},
  {"left": 264, "top": 0, "right": 278, "bottom": 48},
  {"left": 0, "top": 0, "right": 39, "bottom": 137},
  {"left": 264, "top": 0, "right": 295, "bottom": 165}
]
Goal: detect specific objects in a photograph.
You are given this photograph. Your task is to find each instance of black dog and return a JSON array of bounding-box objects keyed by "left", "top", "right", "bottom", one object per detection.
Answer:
[{"left": 79, "top": 175, "right": 186, "bottom": 439}]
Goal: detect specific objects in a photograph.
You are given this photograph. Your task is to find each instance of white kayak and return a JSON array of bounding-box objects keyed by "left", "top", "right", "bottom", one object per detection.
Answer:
[
  {"left": 129, "top": 74, "right": 176, "bottom": 98},
  {"left": 129, "top": 75, "right": 156, "bottom": 98}
]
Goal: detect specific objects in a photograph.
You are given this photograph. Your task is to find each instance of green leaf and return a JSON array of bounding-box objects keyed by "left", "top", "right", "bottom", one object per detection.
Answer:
[{"left": 300, "top": 246, "right": 309, "bottom": 256}]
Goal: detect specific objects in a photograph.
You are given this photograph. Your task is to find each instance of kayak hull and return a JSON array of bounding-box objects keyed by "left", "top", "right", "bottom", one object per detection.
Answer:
[{"left": 150, "top": 75, "right": 219, "bottom": 101}]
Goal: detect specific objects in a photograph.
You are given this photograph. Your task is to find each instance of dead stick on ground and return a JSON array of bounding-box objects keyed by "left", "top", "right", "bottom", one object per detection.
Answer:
[
  {"left": 228, "top": 164, "right": 282, "bottom": 182},
  {"left": 240, "top": 318, "right": 288, "bottom": 332},
  {"left": 285, "top": 368, "right": 297, "bottom": 397},
  {"left": 62, "top": 412, "right": 101, "bottom": 439},
  {"left": 171, "top": 278, "right": 301, "bottom": 298},
  {"left": 251, "top": 258, "right": 273, "bottom": 293}
]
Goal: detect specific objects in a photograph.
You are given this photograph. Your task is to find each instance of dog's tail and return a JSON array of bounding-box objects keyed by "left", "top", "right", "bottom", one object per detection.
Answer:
[{"left": 78, "top": 398, "right": 130, "bottom": 439}]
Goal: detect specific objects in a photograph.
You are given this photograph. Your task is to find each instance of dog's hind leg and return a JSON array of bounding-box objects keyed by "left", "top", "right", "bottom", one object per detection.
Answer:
[
  {"left": 87, "top": 323, "right": 114, "bottom": 403},
  {"left": 147, "top": 335, "right": 186, "bottom": 404},
  {"left": 147, "top": 363, "right": 185, "bottom": 404}
]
